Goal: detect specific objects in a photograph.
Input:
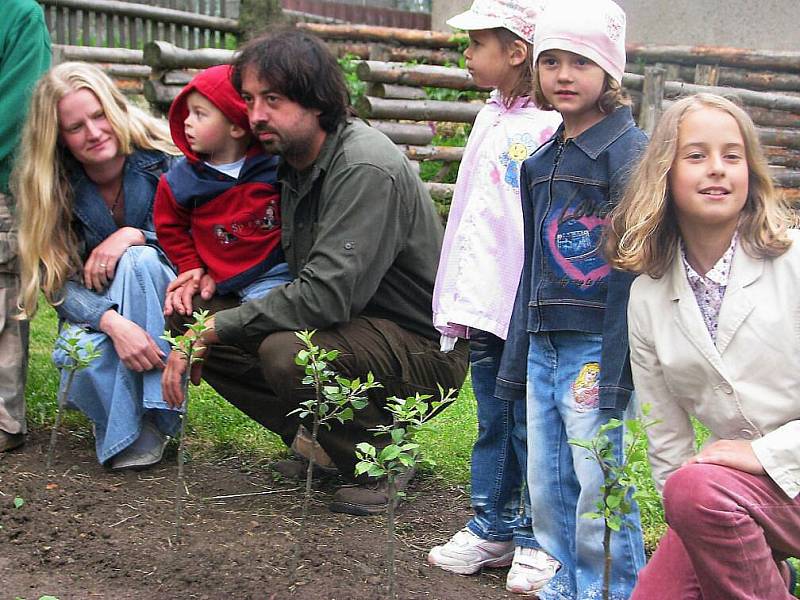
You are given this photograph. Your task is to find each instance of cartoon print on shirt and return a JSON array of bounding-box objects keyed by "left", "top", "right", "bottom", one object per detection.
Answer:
[
  {"left": 214, "top": 224, "right": 238, "bottom": 245},
  {"left": 499, "top": 132, "right": 540, "bottom": 188}
]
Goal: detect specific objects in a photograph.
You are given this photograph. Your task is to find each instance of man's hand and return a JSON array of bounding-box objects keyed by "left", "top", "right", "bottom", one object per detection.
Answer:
[
  {"left": 162, "top": 316, "right": 219, "bottom": 407},
  {"left": 684, "top": 439, "right": 766, "bottom": 475},
  {"left": 164, "top": 272, "right": 216, "bottom": 316},
  {"left": 98, "top": 309, "right": 165, "bottom": 372},
  {"left": 84, "top": 227, "right": 145, "bottom": 291}
]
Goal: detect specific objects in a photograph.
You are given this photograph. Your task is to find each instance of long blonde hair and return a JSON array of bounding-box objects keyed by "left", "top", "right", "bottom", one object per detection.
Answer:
[
  {"left": 607, "top": 93, "right": 793, "bottom": 277},
  {"left": 13, "top": 62, "right": 177, "bottom": 317}
]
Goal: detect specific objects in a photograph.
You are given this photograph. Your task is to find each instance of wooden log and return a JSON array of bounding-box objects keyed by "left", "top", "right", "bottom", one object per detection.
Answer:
[
  {"left": 297, "top": 22, "right": 466, "bottom": 49},
  {"left": 399, "top": 145, "right": 464, "bottom": 163},
  {"left": 143, "top": 40, "right": 233, "bottom": 69},
  {"left": 623, "top": 73, "right": 800, "bottom": 113},
  {"left": 100, "top": 63, "right": 151, "bottom": 79},
  {"left": 763, "top": 146, "right": 800, "bottom": 169},
  {"left": 357, "top": 96, "right": 482, "bottom": 124},
  {"left": 639, "top": 65, "right": 665, "bottom": 136},
  {"left": 367, "top": 82, "right": 427, "bottom": 100},
  {"left": 325, "top": 41, "right": 371, "bottom": 60},
  {"left": 694, "top": 64, "right": 719, "bottom": 86},
  {"left": 781, "top": 188, "right": 800, "bottom": 202},
  {"left": 144, "top": 79, "right": 181, "bottom": 107},
  {"left": 626, "top": 62, "right": 800, "bottom": 93},
  {"left": 163, "top": 69, "right": 197, "bottom": 85},
  {"left": 368, "top": 120, "right": 435, "bottom": 145},
  {"left": 40, "top": 0, "right": 240, "bottom": 32},
  {"left": 759, "top": 127, "right": 800, "bottom": 150},
  {"left": 626, "top": 44, "right": 800, "bottom": 74},
  {"left": 383, "top": 46, "right": 462, "bottom": 66},
  {"left": 356, "top": 61, "right": 481, "bottom": 91},
  {"left": 744, "top": 106, "right": 800, "bottom": 129},
  {"left": 772, "top": 168, "right": 800, "bottom": 188},
  {"left": 52, "top": 43, "right": 143, "bottom": 64}
]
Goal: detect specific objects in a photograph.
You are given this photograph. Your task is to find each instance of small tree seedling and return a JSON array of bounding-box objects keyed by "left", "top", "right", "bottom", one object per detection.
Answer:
[
  {"left": 355, "top": 387, "right": 457, "bottom": 600},
  {"left": 568, "top": 405, "right": 658, "bottom": 600},
  {"left": 161, "top": 309, "right": 212, "bottom": 543},
  {"left": 289, "top": 329, "right": 380, "bottom": 573},
  {"left": 47, "top": 327, "right": 102, "bottom": 469}
]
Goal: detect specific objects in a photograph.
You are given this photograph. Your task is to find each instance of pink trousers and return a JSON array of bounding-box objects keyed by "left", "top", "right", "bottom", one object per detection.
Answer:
[{"left": 632, "top": 463, "right": 800, "bottom": 600}]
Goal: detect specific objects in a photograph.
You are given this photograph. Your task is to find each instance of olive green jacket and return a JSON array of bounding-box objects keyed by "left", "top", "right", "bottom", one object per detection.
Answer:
[{"left": 215, "top": 119, "right": 443, "bottom": 344}]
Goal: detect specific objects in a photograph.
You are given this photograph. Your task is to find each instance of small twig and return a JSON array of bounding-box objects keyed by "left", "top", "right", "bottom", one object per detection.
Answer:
[
  {"left": 108, "top": 513, "right": 140, "bottom": 528},
  {"left": 203, "top": 488, "right": 300, "bottom": 501}
]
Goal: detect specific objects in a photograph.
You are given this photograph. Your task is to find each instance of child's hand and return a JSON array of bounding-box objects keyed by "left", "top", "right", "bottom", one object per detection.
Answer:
[
  {"left": 685, "top": 439, "right": 766, "bottom": 475},
  {"left": 164, "top": 269, "right": 216, "bottom": 316},
  {"left": 167, "top": 267, "right": 206, "bottom": 294}
]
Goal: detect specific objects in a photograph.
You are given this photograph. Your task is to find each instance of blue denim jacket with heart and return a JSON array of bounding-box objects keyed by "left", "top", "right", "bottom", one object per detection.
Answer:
[
  {"left": 496, "top": 106, "right": 647, "bottom": 410},
  {"left": 55, "top": 148, "right": 175, "bottom": 330}
]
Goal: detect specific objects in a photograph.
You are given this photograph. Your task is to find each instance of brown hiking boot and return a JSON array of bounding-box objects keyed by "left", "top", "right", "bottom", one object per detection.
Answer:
[
  {"left": 329, "top": 467, "right": 416, "bottom": 516},
  {"left": 272, "top": 455, "right": 339, "bottom": 480},
  {"left": 0, "top": 430, "right": 24, "bottom": 453},
  {"left": 291, "top": 425, "right": 336, "bottom": 469}
]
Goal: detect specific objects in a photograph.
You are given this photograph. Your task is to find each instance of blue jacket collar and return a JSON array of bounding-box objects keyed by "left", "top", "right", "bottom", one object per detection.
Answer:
[{"left": 551, "top": 106, "right": 635, "bottom": 160}]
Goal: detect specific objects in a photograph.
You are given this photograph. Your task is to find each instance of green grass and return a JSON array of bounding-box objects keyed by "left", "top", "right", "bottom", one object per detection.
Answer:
[{"left": 27, "top": 302, "right": 669, "bottom": 549}]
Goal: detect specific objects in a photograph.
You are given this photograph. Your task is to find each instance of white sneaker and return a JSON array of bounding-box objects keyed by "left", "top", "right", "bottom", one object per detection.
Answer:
[
  {"left": 506, "top": 546, "right": 560, "bottom": 595},
  {"left": 427, "top": 528, "right": 515, "bottom": 575}
]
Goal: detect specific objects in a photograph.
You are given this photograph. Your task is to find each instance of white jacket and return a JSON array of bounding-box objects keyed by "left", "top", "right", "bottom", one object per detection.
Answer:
[{"left": 628, "top": 229, "right": 800, "bottom": 498}]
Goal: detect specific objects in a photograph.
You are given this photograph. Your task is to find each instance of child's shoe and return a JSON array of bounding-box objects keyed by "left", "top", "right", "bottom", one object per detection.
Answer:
[
  {"left": 505, "top": 546, "right": 560, "bottom": 595},
  {"left": 427, "top": 528, "right": 514, "bottom": 575}
]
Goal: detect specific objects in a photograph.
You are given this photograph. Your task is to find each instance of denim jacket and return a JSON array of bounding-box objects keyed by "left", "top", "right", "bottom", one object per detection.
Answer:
[
  {"left": 55, "top": 148, "right": 174, "bottom": 329},
  {"left": 496, "top": 107, "right": 647, "bottom": 410}
]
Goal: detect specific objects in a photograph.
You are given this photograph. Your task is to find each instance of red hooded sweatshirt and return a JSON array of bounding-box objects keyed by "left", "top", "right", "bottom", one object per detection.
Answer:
[{"left": 154, "top": 64, "right": 284, "bottom": 295}]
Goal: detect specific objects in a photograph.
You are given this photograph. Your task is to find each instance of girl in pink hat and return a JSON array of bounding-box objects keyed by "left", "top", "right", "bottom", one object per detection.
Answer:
[
  {"left": 496, "top": 0, "right": 647, "bottom": 597},
  {"left": 429, "top": 0, "right": 561, "bottom": 595}
]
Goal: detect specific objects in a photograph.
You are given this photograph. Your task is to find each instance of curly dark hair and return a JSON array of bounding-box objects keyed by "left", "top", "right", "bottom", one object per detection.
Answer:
[{"left": 231, "top": 29, "right": 351, "bottom": 133}]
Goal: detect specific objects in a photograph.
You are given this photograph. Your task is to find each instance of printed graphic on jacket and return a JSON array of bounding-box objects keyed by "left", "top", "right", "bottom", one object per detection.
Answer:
[{"left": 546, "top": 199, "right": 610, "bottom": 290}]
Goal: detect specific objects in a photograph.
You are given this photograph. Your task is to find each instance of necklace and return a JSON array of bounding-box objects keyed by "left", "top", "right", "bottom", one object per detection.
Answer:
[{"left": 107, "top": 178, "right": 124, "bottom": 217}]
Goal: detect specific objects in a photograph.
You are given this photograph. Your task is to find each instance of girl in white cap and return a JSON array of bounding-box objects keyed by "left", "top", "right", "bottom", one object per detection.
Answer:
[
  {"left": 429, "top": 0, "right": 561, "bottom": 594},
  {"left": 495, "top": 0, "right": 647, "bottom": 597}
]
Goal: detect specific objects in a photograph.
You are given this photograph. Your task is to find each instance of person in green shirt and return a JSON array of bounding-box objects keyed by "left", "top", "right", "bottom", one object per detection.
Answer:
[
  {"left": 162, "top": 30, "right": 468, "bottom": 515},
  {"left": 0, "top": 0, "right": 51, "bottom": 452}
]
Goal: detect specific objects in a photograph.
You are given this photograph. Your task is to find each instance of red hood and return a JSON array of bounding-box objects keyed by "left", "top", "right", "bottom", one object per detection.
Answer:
[{"left": 168, "top": 64, "right": 250, "bottom": 162}]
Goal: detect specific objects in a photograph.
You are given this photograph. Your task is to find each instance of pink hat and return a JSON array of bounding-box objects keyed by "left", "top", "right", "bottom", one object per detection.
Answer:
[
  {"left": 533, "top": 0, "right": 627, "bottom": 83},
  {"left": 446, "top": 0, "right": 547, "bottom": 44}
]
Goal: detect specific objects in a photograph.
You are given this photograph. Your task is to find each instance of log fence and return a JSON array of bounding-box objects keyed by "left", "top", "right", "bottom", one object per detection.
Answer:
[{"left": 39, "top": 0, "right": 239, "bottom": 49}]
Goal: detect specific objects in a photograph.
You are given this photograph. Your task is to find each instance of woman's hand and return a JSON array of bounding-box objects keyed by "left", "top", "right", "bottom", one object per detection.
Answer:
[
  {"left": 685, "top": 439, "right": 766, "bottom": 475},
  {"left": 99, "top": 309, "right": 165, "bottom": 372},
  {"left": 84, "top": 227, "right": 145, "bottom": 291},
  {"left": 164, "top": 271, "right": 216, "bottom": 316}
]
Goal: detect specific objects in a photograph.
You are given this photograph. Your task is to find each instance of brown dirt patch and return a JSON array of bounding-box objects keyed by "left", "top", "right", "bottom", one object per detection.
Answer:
[{"left": 1, "top": 430, "right": 517, "bottom": 600}]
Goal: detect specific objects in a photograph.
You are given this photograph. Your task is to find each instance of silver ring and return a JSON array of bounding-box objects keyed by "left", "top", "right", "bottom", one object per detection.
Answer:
[{"left": 99, "top": 263, "right": 107, "bottom": 268}]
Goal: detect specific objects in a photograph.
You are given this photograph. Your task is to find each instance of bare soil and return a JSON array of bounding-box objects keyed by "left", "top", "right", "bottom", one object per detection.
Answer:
[{"left": 1, "top": 430, "right": 517, "bottom": 600}]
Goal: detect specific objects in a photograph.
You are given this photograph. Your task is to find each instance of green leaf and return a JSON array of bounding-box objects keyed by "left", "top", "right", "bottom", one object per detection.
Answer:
[
  {"left": 13, "top": 497, "right": 24, "bottom": 509},
  {"left": 379, "top": 445, "right": 402, "bottom": 462}
]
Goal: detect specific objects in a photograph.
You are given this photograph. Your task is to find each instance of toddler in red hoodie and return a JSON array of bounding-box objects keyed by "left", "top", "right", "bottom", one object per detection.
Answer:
[{"left": 154, "top": 64, "right": 289, "bottom": 311}]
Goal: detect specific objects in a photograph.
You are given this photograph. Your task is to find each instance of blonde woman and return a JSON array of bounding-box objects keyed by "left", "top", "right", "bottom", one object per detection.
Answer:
[
  {"left": 608, "top": 93, "right": 799, "bottom": 598},
  {"left": 14, "top": 62, "right": 181, "bottom": 470}
]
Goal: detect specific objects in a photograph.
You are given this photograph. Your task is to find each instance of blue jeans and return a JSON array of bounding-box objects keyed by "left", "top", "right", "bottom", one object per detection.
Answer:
[
  {"left": 526, "top": 331, "right": 645, "bottom": 600},
  {"left": 52, "top": 246, "right": 180, "bottom": 464},
  {"left": 237, "top": 262, "right": 292, "bottom": 303},
  {"left": 467, "top": 332, "right": 536, "bottom": 548}
]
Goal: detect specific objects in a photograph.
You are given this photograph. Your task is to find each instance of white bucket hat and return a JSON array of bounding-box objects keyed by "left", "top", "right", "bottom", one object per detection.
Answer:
[{"left": 446, "top": 0, "right": 546, "bottom": 44}]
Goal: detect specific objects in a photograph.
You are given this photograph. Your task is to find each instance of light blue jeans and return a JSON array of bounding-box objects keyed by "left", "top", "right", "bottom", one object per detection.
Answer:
[
  {"left": 526, "top": 331, "right": 645, "bottom": 600},
  {"left": 237, "top": 262, "right": 292, "bottom": 303},
  {"left": 52, "top": 246, "right": 180, "bottom": 464},
  {"left": 467, "top": 331, "right": 537, "bottom": 548}
]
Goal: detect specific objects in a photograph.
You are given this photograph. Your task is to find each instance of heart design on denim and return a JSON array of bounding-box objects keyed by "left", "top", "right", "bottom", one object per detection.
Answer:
[{"left": 546, "top": 214, "right": 610, "bottom": 284}]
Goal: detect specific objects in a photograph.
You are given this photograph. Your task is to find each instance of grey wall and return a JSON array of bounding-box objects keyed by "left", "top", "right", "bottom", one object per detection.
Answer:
[{"left": 431, "top": 0, "right": 800, "bottom": 52}]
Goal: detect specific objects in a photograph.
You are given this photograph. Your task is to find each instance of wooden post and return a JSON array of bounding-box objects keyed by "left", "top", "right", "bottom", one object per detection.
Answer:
[
  {"left": 640, "top": 65, "right": 666, "bottom": 135},
  {"left": 694, "top": 64, "right": 720, "bottom": 86}
]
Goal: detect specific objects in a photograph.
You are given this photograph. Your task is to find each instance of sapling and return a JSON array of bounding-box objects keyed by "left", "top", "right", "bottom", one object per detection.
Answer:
[
  {"left": 289, "top": 329, "right": 380, "bottom": 572},
  {"left": 47, "top": 326, "right": 102, "bottom": 469},
  {"left": 568, "top": 405, "right": 658, "bottom": 600},
  {"left": 354, "top": 387, "right": 457, "bottom": 600},
  {"left": 161, "top": 308, "right": 212, "bottom": 543}
]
